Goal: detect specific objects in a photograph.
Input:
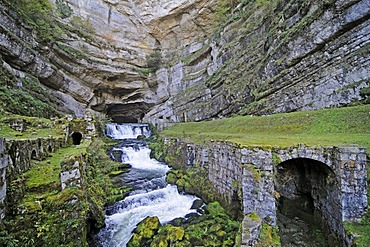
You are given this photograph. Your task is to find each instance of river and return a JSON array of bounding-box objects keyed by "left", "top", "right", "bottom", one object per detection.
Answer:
[{"left": 93, "top": 123, "right": 197, "bottom": 246}]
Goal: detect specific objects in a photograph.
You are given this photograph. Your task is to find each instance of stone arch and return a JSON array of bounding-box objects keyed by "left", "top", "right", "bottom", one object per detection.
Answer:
[
  {"left": 31, "top": 150, "right": 37, "bottom": 160},
  {"left": 275, "top": 158, "right": 339, "bottom": 244},
  {"left": 71, "top": 132, "right": 83, "bottom": 145}
]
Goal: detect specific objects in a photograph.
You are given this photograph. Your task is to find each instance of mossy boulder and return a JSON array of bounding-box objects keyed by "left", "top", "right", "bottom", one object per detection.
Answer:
[
  {"left": 205, "top": 201, "right": 226, "bottom": 217},
  {"left": 166, "top": 172, "right": 178, "bottom": 184},
  {"left": 128, "top": 216, "right": 161, "bottom": 247},
  {"left": 129, "top": 201, "right": 240, "bottom": 247},
  {"left": 151, "top": 225, "right": 185, "bottom": 246}
]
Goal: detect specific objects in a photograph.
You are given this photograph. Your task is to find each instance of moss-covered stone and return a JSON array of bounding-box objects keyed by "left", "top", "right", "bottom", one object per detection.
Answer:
[
  {"left": 128, "top": 216, "right": 161, "bottom": 247},
  {"left": 140, "top": 200, "right": 240, "bottom": 247},
  {"left": 257, "top": 223, "right": 281, "bottom": 247}
]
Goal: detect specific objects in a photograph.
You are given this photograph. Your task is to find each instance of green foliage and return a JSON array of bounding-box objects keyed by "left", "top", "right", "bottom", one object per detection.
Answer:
[
  {"left": 360, "top": 86, "right": 370, "bottom": 104},
  {"left": 9, "top": 0, "right": 64, "bottom": 43},
  {"left": 56, "top": 0, "right": 73, "bottom": 18},
  {"left": 55, "top": 42, "right": 90, "bottom": 60},
  {"left": 148, "top": 141, "right": 165, "bottom": 161},
  {"left": 128, "top": 202, "right": 240, "bottom": 247},
  {"left": 257, "top": 223, "right": 281, "bottom": 247},
  {"left": 215, "top": 0, "right": 241, "bottom": 24},
  {"left": 1, "top": 142, "right": 92, "bottom": 246},
  {"left": 0, "top": 114, "right": 65, "bottom": 140},
  {"left": 163, "top": 105, "right": 370, "bottom": 150},
  {"left": 0, "top": 135, "right": 129, "bottom": 246},
  {"left": 146, "top": 50, "right": 163, "bottom": 72},
  {"left": 0, "top": 65, "right": 62, "bottom": 118},
  {"left": 246, "top": 211, "right": 261, "bottom": 222},
  {"left": 128, "top": 217, "right": 161, "bottom": 247}
]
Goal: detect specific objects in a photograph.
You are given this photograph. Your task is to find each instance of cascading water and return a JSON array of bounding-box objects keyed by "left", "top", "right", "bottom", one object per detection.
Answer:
[{"left": 94, "top": 124, "right": 197, "bottom": 246}]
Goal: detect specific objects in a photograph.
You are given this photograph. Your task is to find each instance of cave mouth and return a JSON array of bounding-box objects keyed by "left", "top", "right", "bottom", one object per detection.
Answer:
[
  {"left": 72, "top": 132, "right": 83, "bottom": 145},
  {"left": 275, "top": 158, "right": 337, "bottom": 246},
  {"left": 111, "top": 116, "right": 139, "bottom": 123}
]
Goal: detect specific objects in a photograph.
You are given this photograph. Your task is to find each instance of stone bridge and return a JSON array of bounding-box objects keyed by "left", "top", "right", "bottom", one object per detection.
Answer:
[{"left": 164, "top": 138, "right": 368, "bottom": 246}]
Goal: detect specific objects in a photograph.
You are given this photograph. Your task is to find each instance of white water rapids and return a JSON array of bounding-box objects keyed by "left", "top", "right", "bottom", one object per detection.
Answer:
[{"left": 95, "top": 123, "right": 197, "bottom": 246}]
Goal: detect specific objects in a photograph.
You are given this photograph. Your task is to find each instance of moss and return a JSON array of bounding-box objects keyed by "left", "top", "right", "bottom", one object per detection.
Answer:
[
  {"left": 1, "top": 131, "right": 130, "bottom": 246},
  {"left": 166, "top": 172, "right": 178, "bottom": 184},
  {"left": 247, "top": 212, "right": 261, "bottom": 222},
  {"left": 135, "top": 216, "right": 161, "bottom": 234},
  {"left": 6, "top": 0, "right": 64, "bottom": 43},
  {"left": 271, "top": 152, "right": 282, "bottom": 165},
  {"left": 55, "top": 42, "right": 90, "bottom": 61},
  {"left": 148, "top": 140, "right": 165, "bottom": 161},
  {"left": 205, "top": 201, "right": 227, "bottom": 217},
  {"left": 128, "top": 217, "right": 161, "bottom": 247},
  {"left": 257, "top": 223, "right": 281, "bottom": 247},
  {"left": 108, "top": 170, "right": 127, "bottom": 177},
  {"left": 0, "top": 65, "right": 62, "bottom": 119},
  {"left": 125, "top": 184, "right": 240, "bottom": 246},
  {"left": 246, "top": 164, "right": 261, "bottom": 182}
]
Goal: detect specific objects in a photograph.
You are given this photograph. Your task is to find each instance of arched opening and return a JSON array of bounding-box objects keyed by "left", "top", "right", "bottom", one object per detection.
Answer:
[
  {"left": 71, "top": 132, "right": 83, "bottom": 145},
  {"left": 48, "top": 146, "right": 52, "bottom": 153},
  {"left": 31, "top": 150, "right": 37, "bottom": 160},
  {"left": 275, "top": 158, "right": 337, "bottom": 246}
]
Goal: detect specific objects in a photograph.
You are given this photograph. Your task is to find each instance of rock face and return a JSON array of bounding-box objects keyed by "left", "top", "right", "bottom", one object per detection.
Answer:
[
  {"left": 0, "top": 0, "right": 217, "bottom": 122},
  {"left": 0, "top": 0, "right": 369, "bottom": 123},
  {"left": 144, "top": 0, "right": 370, "bottom": 128}
]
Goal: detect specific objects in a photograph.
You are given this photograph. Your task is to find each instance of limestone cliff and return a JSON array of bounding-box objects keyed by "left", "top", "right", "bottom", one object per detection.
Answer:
[
  {"left": 145, "top": 0, "right": 370, "bottom": 127},
  {"left": 0, "top": 0, "right": 217, "bottom": 121},
  {"left": 0, "top": 0, "right": 369, "bottom": 124}
]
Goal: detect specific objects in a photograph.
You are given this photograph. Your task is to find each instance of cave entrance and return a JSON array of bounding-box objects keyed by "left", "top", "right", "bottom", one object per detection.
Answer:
[
  {"left": 71, "top": 132, "right": 83, "bottom": 145},
  {"left": 275, "top": 158, "right": 337, "bottom": 246}
]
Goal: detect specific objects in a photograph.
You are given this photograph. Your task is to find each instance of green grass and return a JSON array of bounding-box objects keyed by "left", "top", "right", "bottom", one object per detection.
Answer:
[
  {"left": 26, "top": 142, "right": 90, "bottom": 191},
  {"left": 163, "top": 105, "right": 370, "bottom": 150},
  {"left": 0, "top": 114, "right": 65, "bottom": 140}
]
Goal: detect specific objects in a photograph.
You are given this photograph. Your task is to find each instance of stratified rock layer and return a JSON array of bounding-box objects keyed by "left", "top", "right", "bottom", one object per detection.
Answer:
[
  {"left": 0, "top": 0, "right": 217, "bottom": 121},
  {"left": 0, "top": 0, "right": 369, "bottom": 123},
  {"left": 144, "top": 0, "right": 370, "bottom": 128}
]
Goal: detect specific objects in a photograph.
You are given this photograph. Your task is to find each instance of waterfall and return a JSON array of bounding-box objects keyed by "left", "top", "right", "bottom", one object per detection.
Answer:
[
  {"left": 95, "top": 124, "right": 197, "bottom": 246},
  {"left": 106, "top": 123, "right": 152, "bottom": 139}
]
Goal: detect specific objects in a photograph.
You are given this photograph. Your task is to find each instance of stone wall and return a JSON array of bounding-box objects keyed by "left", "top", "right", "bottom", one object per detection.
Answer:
[
  {"left": 0, "top": 116, "right": 96, "bottom": 222},
  {"left": 0, "top": 136, "right": 66, "bottom": 222},
  {"left": 0, "top": 138, "right": 7, "bottom": 220},
  {"left": 60, "top": 156, "right": 86, "bottom": 190},
  {"left": 163, "top": 138, "right": 368, "bottom": 245}
]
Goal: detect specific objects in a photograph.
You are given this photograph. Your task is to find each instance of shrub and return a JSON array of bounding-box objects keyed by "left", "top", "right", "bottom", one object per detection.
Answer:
[{"left": 146, "top": 50, "right": 162, "bottom": 72}]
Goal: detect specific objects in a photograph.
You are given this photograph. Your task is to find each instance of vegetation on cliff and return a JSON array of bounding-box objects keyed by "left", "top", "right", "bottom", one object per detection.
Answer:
[
  {"left": 5, "top": 0, "right": 64, "bottom": 43},
  {"left": 0, "top": 65, "right": 62, "bottom": 119}
]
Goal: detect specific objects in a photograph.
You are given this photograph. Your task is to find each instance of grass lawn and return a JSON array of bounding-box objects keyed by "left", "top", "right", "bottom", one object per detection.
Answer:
[{"left": 163, "top": 104, "right": 370, "bottom": 150}]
